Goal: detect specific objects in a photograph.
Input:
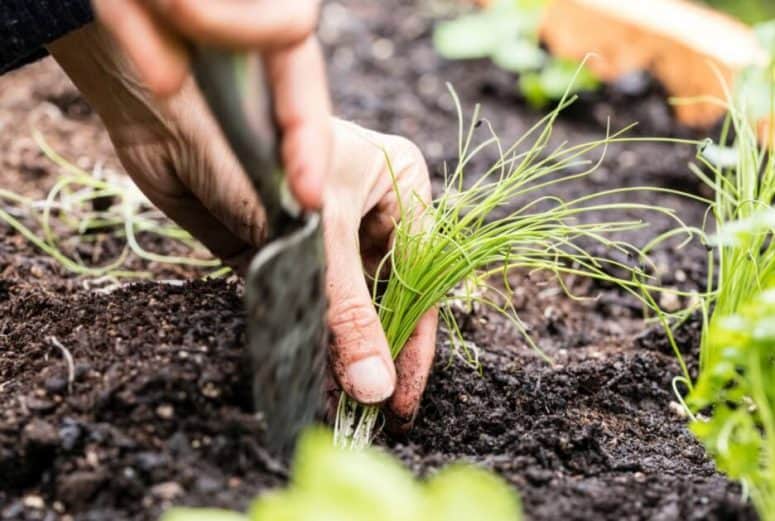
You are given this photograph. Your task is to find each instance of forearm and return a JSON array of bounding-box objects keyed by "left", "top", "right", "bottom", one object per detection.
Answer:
[{"left": 0, "top": 0, "right": 93, "bottom": 74}]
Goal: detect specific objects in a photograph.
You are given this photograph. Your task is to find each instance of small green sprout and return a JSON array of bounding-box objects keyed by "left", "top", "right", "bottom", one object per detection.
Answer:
[
  {"left": 432, "top": 0, "right": 599, "bottom": 107},
  {"left": 0, "top": 133, "right": 225, "bottom": 282},
  {"left": 688, "top": 285, "right": 775, "bottom": 521},
  {"left": 160, "top": 427, "right": 522, "bottom": 521}
]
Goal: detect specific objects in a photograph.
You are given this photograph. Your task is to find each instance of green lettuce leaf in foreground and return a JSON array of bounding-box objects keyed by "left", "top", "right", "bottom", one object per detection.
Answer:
[{"left": 160, "top": 428, "right": 522, "bottom": 521}]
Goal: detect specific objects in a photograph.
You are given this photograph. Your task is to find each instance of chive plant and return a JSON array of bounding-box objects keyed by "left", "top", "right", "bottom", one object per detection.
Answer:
[
  {"left": 650, "top": 36, "right": 775, "bottom": 395},
  {"left": 0, "top": 133, "right": 225, "bottom": 281},
  {"left": 673, "top": 87, "right": 775, "bottom": 380},
  {"left": 334, "top": 88, "right": 695, "bottom": 449}
]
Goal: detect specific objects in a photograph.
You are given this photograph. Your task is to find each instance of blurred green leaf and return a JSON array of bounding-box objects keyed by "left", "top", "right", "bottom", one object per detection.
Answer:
[
  {"left": 492, "top": 38, "right": 547, "bottom": 72},
  {"left": 519, "top": 59, "right": 599, "bottom": 108},
  {"left": 755, "top": 20, "right": 775, "bottom": 52},
  {"left": 163, "top": 427, "right": 522, "bottom": 521},
  {"left": 160, "top": 509, "right": 247, "bottom": 521},
  {"left": 425, "top": 465, "right": 522, "bottom": 521},
  {"left": 433, "top": 11, "right": 525, "bottom": 60},
  {"left": 515, "top": 0, "right": 547, "bottom": 9},
  {"left": 701, "top": 0, "right": 775, "bottom": 24},
  {"left": 434, "top": 0, "right": 600, "bottom": 104},
  {"left": 733, "top": 21, "right": 775, "bottom": 121},
  {"left": 289, "top": 427, "right": 423, "bottom": 521},
  {"left": 735, "top": 64, "right": 775, "bottom": 120},
  {"left": 518, "top": 72, "right": 549, "bottom": 108},
  {"left": 432, "top": 0, "right": 540, "bottom": 60}
]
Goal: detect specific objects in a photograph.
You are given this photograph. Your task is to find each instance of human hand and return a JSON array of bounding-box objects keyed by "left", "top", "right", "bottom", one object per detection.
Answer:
[
  {"left": 91, "top": 0, "right": 331, "bottom": 210},
  {"left": 324, "top": 121, "right": 438, "bottom": 432},
  {"left": 49, "top": 23, "right": 437, "bottom": 432}
]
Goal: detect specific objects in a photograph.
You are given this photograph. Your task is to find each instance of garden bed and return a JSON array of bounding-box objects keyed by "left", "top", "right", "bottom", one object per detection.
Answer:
[{"left": 0, "top": 0, "right": 757, "bottom": 519}]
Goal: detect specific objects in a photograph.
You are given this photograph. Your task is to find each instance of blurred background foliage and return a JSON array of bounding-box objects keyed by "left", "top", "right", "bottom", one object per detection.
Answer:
[{"left": 700, "top": 0, "right": 775, "bottom": 25}]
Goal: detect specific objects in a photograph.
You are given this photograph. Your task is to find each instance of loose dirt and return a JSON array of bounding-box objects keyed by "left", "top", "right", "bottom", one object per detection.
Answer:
[{"left": 0, "top": 1, "right": 755, "bottom": 519}]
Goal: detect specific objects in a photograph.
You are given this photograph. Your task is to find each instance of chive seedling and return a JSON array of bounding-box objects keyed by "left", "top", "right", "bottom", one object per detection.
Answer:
[
  {"left": 682, "top": 86, "right": 775, "bottom": 375},
  {"left": 645, "top": 31, "right": 775, "bottom": 392},
  {"left": 334, "top": 87, "right": 695, "bottom": 449},
  {"left": 0, "top": 133, "right": 224, "bottom": 282},
  {"left": 637, "top": 97, "right": 773, "bottom": 400}
]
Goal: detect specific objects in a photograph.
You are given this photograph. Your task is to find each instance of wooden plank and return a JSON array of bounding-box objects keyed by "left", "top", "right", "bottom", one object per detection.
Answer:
[{"left": 539, "top": 0, "right": 767, "bottom": 128}]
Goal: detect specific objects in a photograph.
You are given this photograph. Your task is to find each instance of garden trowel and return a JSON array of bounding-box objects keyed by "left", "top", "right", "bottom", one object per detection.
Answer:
[{"left": 191, "top": 49, "right": 327, "bottom": 458}]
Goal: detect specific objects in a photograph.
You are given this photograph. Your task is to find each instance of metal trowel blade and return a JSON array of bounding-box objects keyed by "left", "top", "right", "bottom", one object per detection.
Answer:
[{"left": 244, "top": 213, "right": 328, "bottom": 457}]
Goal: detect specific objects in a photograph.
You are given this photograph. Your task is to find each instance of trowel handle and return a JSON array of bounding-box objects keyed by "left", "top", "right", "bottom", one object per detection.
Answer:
[{"left": 191, "top": 48, "right": 299, "bottom": 239}]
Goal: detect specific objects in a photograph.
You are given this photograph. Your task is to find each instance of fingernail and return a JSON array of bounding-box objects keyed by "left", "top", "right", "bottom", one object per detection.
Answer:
[{"left": 346, "top": 356, "right": 394, "bottom": 404}]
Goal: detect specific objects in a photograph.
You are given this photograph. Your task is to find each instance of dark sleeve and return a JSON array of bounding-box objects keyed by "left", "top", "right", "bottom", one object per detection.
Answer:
[{"left": 0, "top": 0, "right": 94, "bottom": 75}]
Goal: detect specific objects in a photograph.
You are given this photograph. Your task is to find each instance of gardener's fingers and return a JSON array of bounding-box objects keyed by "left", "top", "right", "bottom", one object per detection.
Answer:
[
  {"left": 386, "top": 308, "right": 438, "bottom": 434},
  {"left": 145, "top": 0, "right": 321, "bottom": 50},
  {"left": 265, "top": 38, "right": 332, "bottom": 210},
  {"left": 92, "top": 0, "right": 190, "bottom": 96},
  {"left": 324, "top": 207, "right": 397, "bottom": 405},
  {"left": 94, "top": 0, "right": 321, "bottom": 96},
  {"left": 94, "top": 0, "right": 331, "bottom": 210}
]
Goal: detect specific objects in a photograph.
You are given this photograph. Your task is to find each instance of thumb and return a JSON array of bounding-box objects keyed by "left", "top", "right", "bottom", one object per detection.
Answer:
[{"left": 324, "top": 205, "right": 396, "bottom": 405}]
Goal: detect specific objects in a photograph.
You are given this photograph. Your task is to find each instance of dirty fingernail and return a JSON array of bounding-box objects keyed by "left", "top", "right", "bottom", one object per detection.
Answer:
[{"left": 345, "top": 356, "right": 394, "bottom": 404}]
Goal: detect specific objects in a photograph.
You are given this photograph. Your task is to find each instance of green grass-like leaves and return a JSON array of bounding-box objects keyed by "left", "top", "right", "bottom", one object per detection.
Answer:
[
  {"left": 679, "top": 70, "right": 775, "bottom": 521},
  {"left": 334, "top": 87, "right": 695, "bottom": 449},
  {"left": 688, "top": 96, "right": 775, "bottom": 372},
  {"left": 0, "top": 133, "right": 224, "bottom": 283}
]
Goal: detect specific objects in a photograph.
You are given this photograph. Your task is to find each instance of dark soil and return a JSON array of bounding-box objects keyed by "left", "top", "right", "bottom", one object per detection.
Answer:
[{"left": 0, "top": 1, "right": 756, "bottom": 520}]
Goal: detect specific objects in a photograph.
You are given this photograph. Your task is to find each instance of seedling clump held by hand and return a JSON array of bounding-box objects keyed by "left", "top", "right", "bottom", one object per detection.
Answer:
[{"left": 335, "top": 86, "right": 691, "bottom": 449}]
